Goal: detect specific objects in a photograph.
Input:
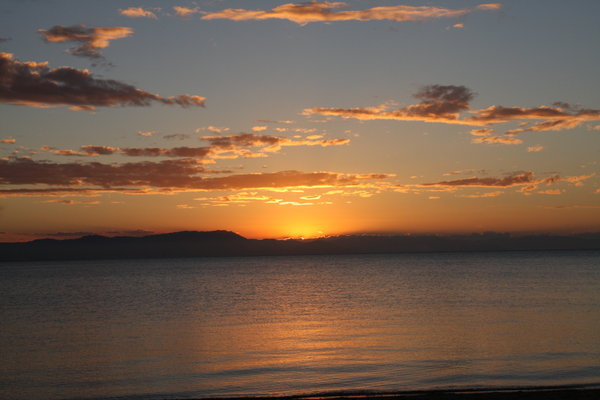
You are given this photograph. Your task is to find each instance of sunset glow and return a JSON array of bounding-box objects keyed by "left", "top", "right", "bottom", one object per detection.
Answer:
[{"left": 0, "top": 1, "right": 599, "bottom": 241}]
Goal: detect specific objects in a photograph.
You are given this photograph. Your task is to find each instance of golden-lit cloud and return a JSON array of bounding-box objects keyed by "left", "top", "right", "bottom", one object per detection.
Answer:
[
  {"left": 119, "top": 7, "right": 159, "bottom": 19},
  {"left": 538, "top": 189, "right": 562, "bottom": 195},
  {"left": 137, "top": 131, "right": 156, "bottom": 137},
  {"left": 196, "top": 126, "right": 230, "bottom": 134},
  {"left": 38, "top": 25, "right": 132, "bottom": 59},
  {"left": 42, "top": 199, "right": 100, "bottom": 205},
  {"left": 0, "top": 52, "right": 206, "bottom": 110},
  {"left": 527, "top": 145, "right": 544, "bottom": 152},
  {"left": 251, "top": 125, "right": 268, "bottom": 132},
  {"left": 563, "top": 173, "right": 595, "bottom": 186},
  {"left": 255, "top": 119, "right": 294, "bottom": 124},
  {"left": 470, "top": 128, "right": 493, "bottom": 136},
  {"left": 460, "top": 191, "right": 503, "bottom": 198},
  {"left": 173, "top": 6, "right": 202, "bottom": 18},
  {"left": 1, "top": 138, "right": 16, "bottom": 144},
  {"left": 201, "top": 1, "right": 501, "bottom": 25}
]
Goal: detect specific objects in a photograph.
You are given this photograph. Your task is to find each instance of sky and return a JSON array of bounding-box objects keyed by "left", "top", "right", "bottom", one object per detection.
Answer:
[{"left": 0, "top": 0, "right": 599, "bottom": 241}]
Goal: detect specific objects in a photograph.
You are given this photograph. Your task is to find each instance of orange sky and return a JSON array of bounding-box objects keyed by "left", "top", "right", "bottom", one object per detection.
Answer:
[{"left": 1, "top": 1, "right": 599, "bottom": 241}]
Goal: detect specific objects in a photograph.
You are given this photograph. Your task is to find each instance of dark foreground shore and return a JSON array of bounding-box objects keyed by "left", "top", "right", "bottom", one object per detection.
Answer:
[{"left": 182, "top": 388, "right": 600, "bottom": 400}]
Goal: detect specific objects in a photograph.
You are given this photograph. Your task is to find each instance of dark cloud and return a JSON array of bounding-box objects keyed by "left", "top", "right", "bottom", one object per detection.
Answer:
[
  {"left": 0, "top": 157, "right": 391, "bottom": 192},
  {"left": 38, "top": 25, "right": 132, "bottom": 59},
  {"left": 470, "top": 105, "right": 600, "bottom": 124},
  {"left": 44, "top": 134, "right": 348, "bottom": 160},
  {"left": 420, "top": 172, "right": 536, "bottom": 188},
  {"left": 0, "top": 52, "right": 206, "bottom": 110},
  {"left": 304, "top": 84, "right": 478, "bottom": 125},
  {"left": 163, "top": 134, "right": 191, "bottom": 140},
  {"left": 0, "top": 157, "right": 205, "bottom": 187},
  {"left": 305, "top": 85, "right": 600, "bottom": 140}
]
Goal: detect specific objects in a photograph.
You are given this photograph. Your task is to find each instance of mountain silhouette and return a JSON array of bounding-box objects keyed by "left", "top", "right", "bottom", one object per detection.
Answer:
[{"left": 1, "top": 230, "right": 599, "bottom": 262}]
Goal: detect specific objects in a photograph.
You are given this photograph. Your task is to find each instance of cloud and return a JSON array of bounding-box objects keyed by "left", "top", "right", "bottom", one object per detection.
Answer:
[
  {"left": 0, "top": 52, "right": 206, "bottom": 110},
  {"left": 119, "top": 7, "right": 159, "bottom": 19},
  {"left": 460, "top": 191, "right": 503, "bottom": 198},
  {"left": 201, "top": 133, "right": 350, "bottom": 157},
  {"left": 196, "top": 126, "right": 230, "bottom": 134},
  {"left": 0, "top": 187, "right": 144, "bottom": 198},
  {"left": 163, "top": 134, "right": 191, "bottom": 141},
  {"left": 471, "top": 104, "right": 600, "bottom": 125},
  {"left": 120, "top": 147, "right": 212, "bottom": 158},
  {"left": 43, "top": 199, "right": 100, "bottom": 205},
  {"left": 306, "top": 85, "right": 600, "bottom": 146},
  {"left": 42, "top": 145, "right": 89, "bottom": 156},
  {"left": 251, "top": 126, "right": 268, "bottom": 132},
  {"left": 0, "top": 157, "right": 391, "bottom": 192},
  {"left": 255, "top": 120, "right": 294, "bottom": 124},
  {"left": 411, "top": 171, "right": 594, "bottom": 194},
  {"left": 80, "top": 145, "right": 119, "bottom": 156},
  {"left": 545, "top": 204, "right": 600, "bottom": 209},
  {"left": 537, "top": 189, "right": 562, "bottom": 195},
  {"left": 527, "top": 145, "right": 544, "bottom": 152},
  {"left": 471, "top": 136, "right": 523, "bottom": 145},
  {"left": 201, "top": 1, "right": 501, "bottom": 25},
  {"left": 38, "top": 25, "right": 133, "bottom": 59},
  {"left": 305, "top": 84, "right": 477, "bottom": 125},
  {"left": 470, "top": 128, "right": 493, "bottom": 136},
  {"left": 419, "top": 172, "right": 537, "bottom": 188},
  {"left": 563, "top": 173, "right": 595, "bottom": 186},
  {"left": 173, "top": 6, "right": 202, "bottom": 18},
  {"left": 1, "top": 138, "right": 16, "bottom": 144},
  {"left": 41, "top": 132, "right": 349, "bottom": 161}
]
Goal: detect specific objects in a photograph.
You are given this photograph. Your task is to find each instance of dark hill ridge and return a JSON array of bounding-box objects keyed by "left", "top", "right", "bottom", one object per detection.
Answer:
[{"left": 1, "top": 230, "right": 599, "bottom": 262}]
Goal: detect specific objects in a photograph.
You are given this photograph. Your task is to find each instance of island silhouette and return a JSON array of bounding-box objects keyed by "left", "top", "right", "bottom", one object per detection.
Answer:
[{"left": 1, "top": 230, "right": 599, "bottom": 262}]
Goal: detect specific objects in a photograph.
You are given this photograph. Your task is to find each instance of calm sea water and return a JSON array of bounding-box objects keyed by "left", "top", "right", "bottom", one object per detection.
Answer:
[{"left": 1, "top": 251, "right": 599, "bottom": 400}]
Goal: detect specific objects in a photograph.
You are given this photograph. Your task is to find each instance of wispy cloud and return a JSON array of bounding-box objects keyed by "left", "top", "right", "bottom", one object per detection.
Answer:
[
  {"left": 305, "top": 84, "right": 476, "bottom": 125},
  {"left": 472, "top": 136, "right": 523, "bottom": 145},
  {"left": 38, "top": 25, "right": 132, "bottom": 59},
  {"left": 119, "top": 7, "right": 159, "bottom": 19},
  {"left": 527, "top": 145, "right": 544, "bottom": 152},
  {"left": 201, "top": 1, "right": 501, "bottom": 25},
  {"left": 173, "top": 6, "right": 202, "bottom": 18},
  {"left": 419, "top": 172, "right": 537, "bottom": 189},
  {"left": 196, "top": 126, "right": 230, "bottom": 134},
  {"left": 39, "top": 133, "right": 349, "bottom": 161},
  {"left": 201, "top": 133, "right": 350, "bottom": 157},
  {"left": 0, "top": 52, "right": 205, "bottom": 110},
  {"left": 1, "top": 138, "right": 16, "bottom": 144},
  {"left": 407, "top": 172, "right": 594, "bottom": 194},
  {"left": 306, "top": 84, "right": 600, "bottom": 145}
]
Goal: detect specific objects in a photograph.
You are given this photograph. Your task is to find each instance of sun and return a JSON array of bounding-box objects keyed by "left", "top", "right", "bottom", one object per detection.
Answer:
[{"left": 285, "top": 224, "right": 326, "bottom": 240}]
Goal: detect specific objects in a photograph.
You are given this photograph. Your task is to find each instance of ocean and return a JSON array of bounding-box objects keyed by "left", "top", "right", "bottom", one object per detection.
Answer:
[{"left": 1, "top": 251, "right": 599, "bottom": 400}]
